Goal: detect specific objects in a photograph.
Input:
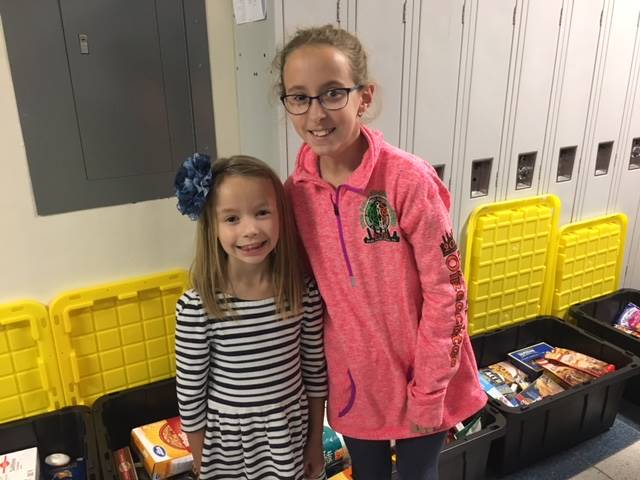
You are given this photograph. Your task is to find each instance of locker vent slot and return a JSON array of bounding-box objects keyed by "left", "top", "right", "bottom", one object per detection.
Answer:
[
  {"left": 471, "top": 158, "right": 493, "bottom": 198},
  {"left": 516, "top": 151, "right": 537, "bottom": 190},
  {"left": 557, "top": 146, "right": 577, "bottom": 182},
  {"left": 629, "top": 138, "right": 640, "bottom": 170},
  {"left": 595, "top": 141, "right": 613, "bottom": 176}
]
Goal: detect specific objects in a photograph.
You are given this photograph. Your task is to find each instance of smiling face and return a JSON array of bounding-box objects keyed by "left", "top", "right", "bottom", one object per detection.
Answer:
[
  {"left": 282, "top": 44, "right": 373, "bottom": 161},
  {"left": 215, "top": 175, "right": 279, "bottom": 269}
]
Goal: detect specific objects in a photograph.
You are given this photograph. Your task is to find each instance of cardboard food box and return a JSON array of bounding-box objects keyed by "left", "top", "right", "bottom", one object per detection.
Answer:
[
  {"left": 131, "top": 417, "right": 192, "bottom": 480},
  {"left": 0, "top": 447, "right": 39, "bottom": 480}
]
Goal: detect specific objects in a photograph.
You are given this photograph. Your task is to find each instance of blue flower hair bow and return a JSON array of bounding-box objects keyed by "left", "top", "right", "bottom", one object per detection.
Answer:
[{"left": 174, "top": 153, "right": 213, "bottom": 220}]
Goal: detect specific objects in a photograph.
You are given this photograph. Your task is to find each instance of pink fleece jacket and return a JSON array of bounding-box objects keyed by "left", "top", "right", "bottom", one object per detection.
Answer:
[{"left": 285, "top": 125, "right": 486, "bottom": 440}]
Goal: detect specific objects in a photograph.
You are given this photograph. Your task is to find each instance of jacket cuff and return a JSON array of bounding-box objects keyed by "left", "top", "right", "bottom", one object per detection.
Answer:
[{"left": 406, "top": 382, "right": 446, "bottom": 428}]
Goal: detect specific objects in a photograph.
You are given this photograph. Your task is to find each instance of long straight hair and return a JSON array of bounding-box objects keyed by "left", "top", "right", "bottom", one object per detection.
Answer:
[{"left": 191, "top": 155, "right": 303, "bottom": 319}]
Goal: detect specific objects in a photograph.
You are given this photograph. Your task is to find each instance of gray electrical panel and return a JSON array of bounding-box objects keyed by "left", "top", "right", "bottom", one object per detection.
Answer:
[{"left": 0, "top": 0, "right": 216, "bottom": 215}]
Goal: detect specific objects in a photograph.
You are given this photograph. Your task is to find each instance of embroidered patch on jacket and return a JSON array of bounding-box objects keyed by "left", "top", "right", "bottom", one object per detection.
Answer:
[
  {"left": 360, "top": 191, "right": 400, "bottom": 244},
  {"left": 440, "top": 230, "right": 466, "bottom": 367}
]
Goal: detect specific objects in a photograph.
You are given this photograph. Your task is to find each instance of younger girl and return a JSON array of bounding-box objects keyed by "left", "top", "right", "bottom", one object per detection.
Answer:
[
  {"left": 174, "top": 154, "right": 327, "bottom": 480},
  {"left": 277, "top": 26, "right": 487, "bottom": 479}
]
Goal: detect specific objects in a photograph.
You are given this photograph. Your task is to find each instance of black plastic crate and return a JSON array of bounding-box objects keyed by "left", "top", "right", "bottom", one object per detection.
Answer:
[
  {"left": 95, "top": 378, "right": 505, "bottom": 480},
  {"left": 439, "top": 405, "right": 506, "bottom": 480},
  {"left": 569, "top": 289, "right": 640, "bottom": 403},
  {"left": 471, "top": 316, "right": 639, "bottom": 476},
  {"left": 93, "top": 378, "right": 179, "bottom": 480},
  {"left": 0, "top": 406, "right": 99, "bottom": 480}
]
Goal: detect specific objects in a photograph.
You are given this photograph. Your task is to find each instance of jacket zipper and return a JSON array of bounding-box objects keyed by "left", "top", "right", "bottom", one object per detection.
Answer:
[{"left": 332, "top": 184, "right": 363, "bottom": 287}]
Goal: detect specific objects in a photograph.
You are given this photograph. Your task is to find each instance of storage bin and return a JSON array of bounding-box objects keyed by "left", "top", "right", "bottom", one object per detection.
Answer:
[
  {"left": 94, "top": 378, "right": 507, "bottom": 480},
  {"left": 0, "top": 406, "right": 99, "bottom": 480},
  {"left": 439, "top": 405, "right": 506, "bottom": 480},
  {"left": 471, "top": 316, "right": 639, "bottom": 475},
  {"left": 569, "top": 289, "right": 640, "bottom": 403},
  {"left": 92, "top": 378, "right": 178, "bottom": 480}
]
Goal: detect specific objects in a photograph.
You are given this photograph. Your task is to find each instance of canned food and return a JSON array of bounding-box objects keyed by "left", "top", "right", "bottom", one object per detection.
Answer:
[{"left": 45, "top": 453, "right": 71, "bottom": 467}]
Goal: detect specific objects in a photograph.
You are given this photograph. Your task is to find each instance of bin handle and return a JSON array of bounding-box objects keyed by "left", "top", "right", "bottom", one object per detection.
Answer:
[
  {"left": 38, "top": 357, "right": 50, "bottom": 390},
  {"left": 69, "top": 350, "right": 80, "bottom": 384}
]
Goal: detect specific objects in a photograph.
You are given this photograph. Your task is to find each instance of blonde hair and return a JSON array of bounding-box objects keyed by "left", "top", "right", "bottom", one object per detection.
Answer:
[
  {"left": 191, "top": 155, "right": 303, "bottom": 319},
  {"left": 274, "top": 24, "right": 370, "bottom": 97}
]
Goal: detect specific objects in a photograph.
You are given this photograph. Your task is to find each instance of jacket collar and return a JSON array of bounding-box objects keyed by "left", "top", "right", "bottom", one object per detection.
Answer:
[{"left": 290, "top": 125, "right": 383, "bottom": 190}]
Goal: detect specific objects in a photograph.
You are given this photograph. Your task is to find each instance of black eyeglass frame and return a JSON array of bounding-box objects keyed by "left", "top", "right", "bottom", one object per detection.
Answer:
[{"left": 280, "top": 85, "right": 363, "bottom": 115}]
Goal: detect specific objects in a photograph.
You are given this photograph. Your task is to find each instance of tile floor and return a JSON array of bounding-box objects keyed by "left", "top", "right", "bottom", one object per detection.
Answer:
[{"left": 492, "top": 399, "right": 640, "bottom": 480}]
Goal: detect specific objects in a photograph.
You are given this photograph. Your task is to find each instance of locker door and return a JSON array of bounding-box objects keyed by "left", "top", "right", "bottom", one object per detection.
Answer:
[
  {"left": 353, "top": 0, "right": 407, "bottom": 147},
  {"left": 454, "top": 0, "right": 517, "bottom": 233},
  {"left": 500, "top": 0, "right": 563, "bottom": 200},
  {"left": 624, "top": 205, "right": 640, "bottom": 288},
  {"left": 281, "top": 0, "right": 344, "bottom": 173},
  {"left": 574, "top": 0, "right": 639, "bottom": 221},
  {"left": 542, "top": 0, "right": 604, "bottom": 225},
  {"left": 609, "top": 8, "right": 640, "bottom": 276},
  {"left": 408, "top": 0, "right": 466, "bottom": 189}
]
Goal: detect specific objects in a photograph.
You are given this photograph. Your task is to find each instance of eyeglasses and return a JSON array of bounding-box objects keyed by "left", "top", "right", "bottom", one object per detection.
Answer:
[{"left": 280, "top": 85, "right": 363, "bottom": 115}]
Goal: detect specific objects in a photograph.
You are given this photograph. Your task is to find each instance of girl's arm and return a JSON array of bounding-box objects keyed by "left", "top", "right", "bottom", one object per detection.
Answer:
[
  {"left": 396, "top": 163, "right": 468, "bottom": 430},
  {"left": 186, "top": 430, "right": 204, "bottom": 475},
  {"left": 174, "top": 292, "right": 211, "bottom": 475},
  {"left": 300, "top": 279, "right": 328, "bottom": 476}
]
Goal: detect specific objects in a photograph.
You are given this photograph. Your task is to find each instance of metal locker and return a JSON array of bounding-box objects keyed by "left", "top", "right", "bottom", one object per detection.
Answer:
[
  {"left": 499, "top": 0, "right": 563, "bottom": 201},
  {"left": 541, "top": 0, "right": 605, "bottom": 225},
  {"left": 453, "top": 0, "right": 517, "bottom": 233},
  {"left": 574, "top": 0, "right": 640, "bottom": 221},
  {"left": 624, "top": 204, "right": 640, "bottom": 287},
  {"left": 405, "top": 0, "right": 466, "bottom": 193},
  {"left": 353, "top": 0, "right": 407, "bottom": 147},
  {"left": 608, "top": 14, "right": 640, "bottom": 278}
]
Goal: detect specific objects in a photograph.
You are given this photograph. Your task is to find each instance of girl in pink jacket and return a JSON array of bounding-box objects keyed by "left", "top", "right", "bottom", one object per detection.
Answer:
[{"left": 277, "top": 25, "right": 486, "bottom": 479}]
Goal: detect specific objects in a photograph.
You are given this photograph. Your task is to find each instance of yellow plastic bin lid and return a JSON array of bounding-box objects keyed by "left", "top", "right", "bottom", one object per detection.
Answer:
[
  {"left": 464, "top": 195, "right": 561, "bottom": 335},
  {"left": 550, "top": 213, "right": 627, "bottom": 319},
  {"left": 0, "top": 301, "right": 64, "bottom": 423},
  {"left": 49, "top": 270, "right": 189, "bottom": 406}
]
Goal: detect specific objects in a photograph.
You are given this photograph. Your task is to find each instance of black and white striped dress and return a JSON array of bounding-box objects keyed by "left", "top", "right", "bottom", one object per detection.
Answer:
[{"left": 175, "top": 279, "right": 327, "bottom": 480}]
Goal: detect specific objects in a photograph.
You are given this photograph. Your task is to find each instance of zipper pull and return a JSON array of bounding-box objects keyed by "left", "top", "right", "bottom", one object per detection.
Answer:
[{"left": 333, "top": 203, "right": 339, "bottom": 216}]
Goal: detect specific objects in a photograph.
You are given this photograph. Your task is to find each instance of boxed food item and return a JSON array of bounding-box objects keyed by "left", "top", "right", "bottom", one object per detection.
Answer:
[
  {"left": 478, "top": 368, "right": 519, "bottom": 407},
  {"left": 0, "top": 447, "right": 39, "bottom": 480},
  {"left": 507, "top": 342, "right": 554, "bottom": 377},
  {"left": 131, "top": 417, "right": 192, "bottom": 480},
  {"left": 329, "top": 467, "right": 353, "bottom": 480},
  {"left": 486, "top": 361, "right": 530, "bottom": 390},
  {"left": 515, "top": 374, "right": 565, "bottom": 406},
  {"left": 322, "top": 426, "right": 349, "bottom": 477}
]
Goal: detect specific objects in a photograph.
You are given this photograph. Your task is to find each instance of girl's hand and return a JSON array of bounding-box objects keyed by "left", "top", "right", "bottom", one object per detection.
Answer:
[
  {"left": 410, "top": 422, "right": 438, "bottom": 435},
  {"left": 303, "top": 438, "right": 325, "bottom": 479}
]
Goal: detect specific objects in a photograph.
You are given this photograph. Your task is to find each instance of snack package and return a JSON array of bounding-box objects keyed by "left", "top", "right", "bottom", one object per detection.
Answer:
[
  {"left": 614, "top": 323, "right": 640, "bottom": 338},
  {"left": 478, "top": 368, "right": 520, "bottom": 407},
  {"left": 507, "top": 342, "right": 554, "bottom": 377},
  {"left": 544, "top": 347, "right": 615, "bottom": 378},
  {"left": 534, "top": 358, "right": 595, "bottom": 388},
  {"left": 487, "top": 361, "right": 530, "bottom": 390},
  {"left": 112, "top": 447, "right": 139, "bottom": 480},
  {"left": 614, "top": 302, "right": 640, "bottom": 332},
  {"left": 515, "top": 374, "right": 564, "bottom": 406}
]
